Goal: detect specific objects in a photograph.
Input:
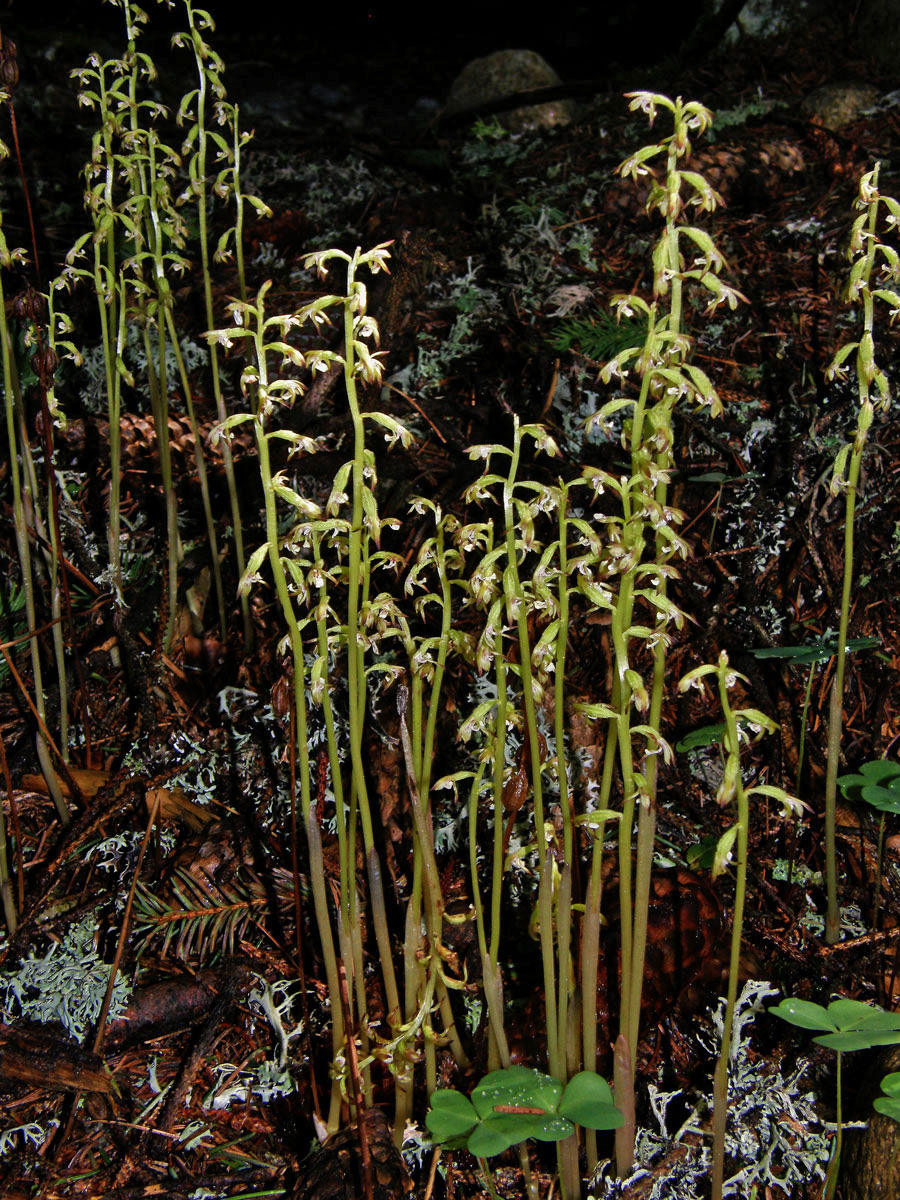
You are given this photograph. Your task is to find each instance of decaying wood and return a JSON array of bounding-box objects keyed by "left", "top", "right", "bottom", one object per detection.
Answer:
[
  {"left": 841, "top": 1043, "right": 900, "bottom": 1200},
  {"left": 0, "top": 1022, "right": 112, "bottom": 1093}
]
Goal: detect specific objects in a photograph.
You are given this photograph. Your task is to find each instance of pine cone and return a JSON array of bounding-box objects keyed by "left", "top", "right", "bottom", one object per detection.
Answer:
[
  {"left": 598, "top": 867, "right": 726, "bottom": 1023},
  {"left": 293, "top": 1108, "right": 412, "bottom": 1200}
]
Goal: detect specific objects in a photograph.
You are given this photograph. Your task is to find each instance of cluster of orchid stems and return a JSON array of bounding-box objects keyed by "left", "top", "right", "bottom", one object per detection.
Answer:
[
  {"left": 61, "top": 0, "right": 262, "bottom": 651},
  {"left": 207, "top": 243, "right": 424, "bottom": 1132},
  {"left": 581, "top": 92, "right": 754, "bottom": 1184},
  {"left": 205, "top": 91, "right": 804, "bottom": 1200},
  {"left": 1, "top": 1, "right": 894, "bottom": 1188},
  {"left": 0, "top": 0, "right": 273, "bottom": 963}
]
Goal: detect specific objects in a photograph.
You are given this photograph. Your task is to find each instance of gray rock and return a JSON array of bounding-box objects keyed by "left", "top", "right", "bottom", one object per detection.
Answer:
[
  {"left": 445, "top": 49, "right": 576, "bottom": 133},
  {"left": 721, "top": 0, "right": 812, "bottom": 43},
  {"left": 800, "top": 82, "right": 881, "bottom": 131}
]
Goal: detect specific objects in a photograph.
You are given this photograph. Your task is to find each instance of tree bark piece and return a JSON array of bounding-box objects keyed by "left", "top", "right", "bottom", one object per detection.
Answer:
[{"left": 0, "top": 1022, "right": 112, "bottom": 1093}]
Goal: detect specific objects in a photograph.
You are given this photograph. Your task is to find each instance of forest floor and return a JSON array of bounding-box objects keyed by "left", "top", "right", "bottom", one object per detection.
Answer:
[{"left": 1, "top": 5, "right": 900, "bottom": 1199}]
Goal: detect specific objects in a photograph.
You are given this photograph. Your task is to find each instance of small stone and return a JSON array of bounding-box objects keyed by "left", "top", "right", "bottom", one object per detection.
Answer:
[
  {"left": 445, "top": 49, "right": 576, "bottom": 133},
  {"left": 801, "top": 82, "right": 880, "bottom": 131}
]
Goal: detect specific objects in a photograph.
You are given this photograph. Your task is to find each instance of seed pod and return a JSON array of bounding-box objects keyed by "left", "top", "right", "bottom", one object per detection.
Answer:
[
  {"left": 13, "top": 287, "right": 46, "bottom": 323},
  {"left": 31, "top": 343, "right": 59, "bottom": 381},
  {"left": 0, "top": 37, "right": 18, "bottom": 91}
]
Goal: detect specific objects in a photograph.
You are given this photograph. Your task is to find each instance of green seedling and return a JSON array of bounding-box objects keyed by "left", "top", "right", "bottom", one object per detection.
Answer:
[
  {"left": 686, "top": 833, "right": 718, "bottom": 871},
  {"left": 770, "top": 997, "right": 900, "bottom": 1199},
  {"left": 426, "top": 1066, "right": 622, "bottom": 1161},
  {"left": 838, "top": 758, "right": 900, "bottom": 929}
]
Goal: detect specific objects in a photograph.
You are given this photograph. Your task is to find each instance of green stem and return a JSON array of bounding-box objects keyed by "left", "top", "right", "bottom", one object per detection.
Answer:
[
  {"left": 555, "top": 488, "right": 576, "bottom": 1094},
  {"left": 163, "top": 306, "right": 226, "bottom": 638},
  {"left": 230, "top": 105, "right": 250, "bottom": 305},
  {"left": 152, "top": 313, "right": 180, "bottom": 653},
  {"left": 824, "top": 164, "right": 880, "bottom": 944},
  {"left": 182, "top": 2, "right": 250, "bottom": 645},
  {"left": 611, "top": 324, "right": 661, "bottom": 1078},
  {"left": 710, "top": 667, "right": 750, "bottom": 1200},
  {"left": 490, "top": 640, "right": 507, "bottom": 965},
  {"left": 502, "top": 419, "right": 557, "bottom": 1076},
  {"left": 580, "top": 828, "right": 605, "bottom": 1171},
  {"left": 250, "top": 312, "right": 344, "bottom": 1129},
  {"left": 340, "top": 251, "right": 401, "bottom": 1029}
]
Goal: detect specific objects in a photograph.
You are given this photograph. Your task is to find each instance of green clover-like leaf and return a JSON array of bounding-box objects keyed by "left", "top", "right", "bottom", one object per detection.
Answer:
[
  {"left": 425, "top": 1089, "right": 478, "bottom": 1144},
  {"left": 471, "top": 1066, "right": 562, "bottom": 1119},
  {"left": 874, "top": 1073, "right": 900, "bottom": 1123},
  {"left": 839, "top": 760, "right": 900, "bottom": 813},
  {"left": 557, "top": 1071, "right": 623, "bottom": 1131},
  {"left": 771, "top": 997, "right": 900, "bottom": 1052}
]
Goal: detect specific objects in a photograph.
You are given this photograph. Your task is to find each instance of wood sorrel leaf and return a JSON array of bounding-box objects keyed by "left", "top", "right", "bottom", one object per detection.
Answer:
[
  {"left": 557, "top": 1071, "right": 623, "bottom": 1130},
  {"left": 769, "top": 998, "right": 837, "bottom": 1032},
  {"left": 471, "top": 1066, "right": 562, "bottom": 1119},
  {"left": 425, "top": 1089, "right": 478, "bottom": 1143},
  {"left": 771, "top": 997, "right": 900, "bottom": 1051},
  {"left": 874, "top": 1073, "right": 900, "bottom": 1122},
  {"left": 827, "top": 999, "right": 900, "bottom": 1032},
  {"left": 839, "top": 760, "right": 900, "bottom": 813},
  {"left": 479, "top": 1111, "right": 572, "bottom": 1147},
  {"left": 815, "top": 1029, "right": 900, "bottom": 1052},
  {"left": 465, "top": 1121, "right": 518, "bottom": 1158}
]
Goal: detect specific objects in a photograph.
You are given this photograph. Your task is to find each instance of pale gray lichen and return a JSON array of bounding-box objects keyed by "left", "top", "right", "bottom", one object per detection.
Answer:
[
  {"left": 0, "top": 1119, "right": 58, "bottom": 1156},
  {"left": 0, "top": 914, "right": 131, "bottom": 1043},
  {"left": 205, "top": 977, "right": 303, "bottom": 1111},
  {"left": 589, "top": 981, "right": 830, "bottom": 1199}
]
